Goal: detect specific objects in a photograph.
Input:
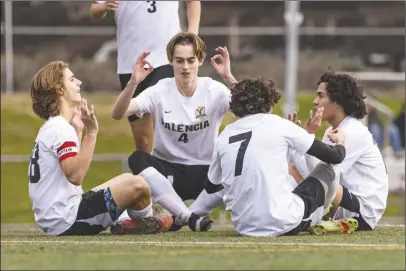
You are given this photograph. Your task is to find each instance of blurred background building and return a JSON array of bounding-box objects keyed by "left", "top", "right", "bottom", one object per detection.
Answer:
[{"left": 1, "top": 1, "right": 404, "bottom": 92}]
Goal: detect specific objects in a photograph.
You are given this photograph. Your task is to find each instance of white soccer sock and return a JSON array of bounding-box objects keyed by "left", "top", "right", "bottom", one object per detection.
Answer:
[
  {"left": 139, "top": 167, "right": 192, "bottom": 224},
  {"left": 309, "top": 163, "right": 340, "bottom": 210},
  {"left": 189, "top": 189, "right": 224, "bottom": 217},
  {"left": 116, "top": 210, "right": 130, "bottom": 223},
  {"left": 127, "top": 201, "right": 154, "bottom": 220},
  {"left": 323, "top": 165, "right": 340, "bottom": 210}
]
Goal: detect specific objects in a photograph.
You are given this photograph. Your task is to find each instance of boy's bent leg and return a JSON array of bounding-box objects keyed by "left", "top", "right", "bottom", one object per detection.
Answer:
[
  {"left": 59, "top": 189, "right": 113, "bottom": 236},
  {"left": 128, "top": 151, "right": 213, "bottom": 232},
  {"left": 128, "top": 151, "right": 193, "bottom": 226},
  {"left": 332, "top": 186, "right": 373, "bottom": 231},
  {"left": 96, "top": 173, "right": 163, "bottom": 235},
  {"left": 283, "top": 176, "right": 326, "bottom": 236},
  {"left": 189, "top": 189, "right": 223, "bottom": 217}
]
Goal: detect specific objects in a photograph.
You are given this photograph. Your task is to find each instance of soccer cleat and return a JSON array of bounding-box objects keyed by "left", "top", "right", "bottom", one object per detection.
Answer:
[
  {"left": 188, "top": 213, "right": 213, "bottom": 232},
  {"left": 322, "top": 204, "right": 333, "bottom": 221},
  {"left": 307, "top": 218, "right": 359, "bottom": 236},
  {"left": 159, "top": 215, "right": 174, "bottom": 233},
  {"left": 167, "top": 215, "right": 184, "bottom": 232},
  {"left": 110, "top": 217, "right": 162, "bottom": 235}
]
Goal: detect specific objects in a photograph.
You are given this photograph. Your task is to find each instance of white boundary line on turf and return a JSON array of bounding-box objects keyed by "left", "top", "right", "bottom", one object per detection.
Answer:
[
  {"left": 1, "top": 240, "right": 404, "bottom": 247},
  {"left": 376, "top": 224, "right": 405, "bottom": 228},
  {"left": 212, "top": 224, "right": 405, "bottom": 229}
]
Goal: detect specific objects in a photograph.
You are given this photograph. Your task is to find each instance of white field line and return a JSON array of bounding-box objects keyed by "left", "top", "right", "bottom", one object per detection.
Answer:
[
  {"left": 375, "top": 224, "right": 405, "bottom": 228},
  {"left": 1, "top": 240, "right": 404, "bottom": 248},
  {"left": 211, "top": 224, "right": 405, "bottom": 229}
]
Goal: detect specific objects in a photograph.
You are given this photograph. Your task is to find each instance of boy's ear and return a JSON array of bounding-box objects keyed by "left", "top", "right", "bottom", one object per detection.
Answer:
[{"left": 56, "top": 88, "right": 64, "bottom": 96}]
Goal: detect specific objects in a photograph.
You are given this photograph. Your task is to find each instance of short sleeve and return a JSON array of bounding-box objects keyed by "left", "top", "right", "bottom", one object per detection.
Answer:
[
  {"left": 53, "top": 124, "right": 79, "bottom": 163},
  {"left": 283, "top": 120, "right": 315, "bottom": 155},
  {"left": 133, "top": 84, "right": 161, "bottom": 118},
  {"left": 207, "top": 141, "right": 223, "bottom": 185}
]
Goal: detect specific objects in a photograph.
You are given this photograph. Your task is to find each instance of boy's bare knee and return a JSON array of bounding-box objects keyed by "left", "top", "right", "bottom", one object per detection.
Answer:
[
  {"left": 133, "top": 177, "right": 151, "bottom": 198},
  {"left": 120, "top": 172, "right": 134, "bottom": 180},
  {"left": 118, "top": 173, "right": 150, "bottom": 199},
  {"left": 130, "top": 176, "right": 151, "bottom": 209}
]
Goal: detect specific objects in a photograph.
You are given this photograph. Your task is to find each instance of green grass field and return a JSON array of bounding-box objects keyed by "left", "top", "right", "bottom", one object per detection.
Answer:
[{"left": 1, "top": 226, "right": 405, "bottom": 270}]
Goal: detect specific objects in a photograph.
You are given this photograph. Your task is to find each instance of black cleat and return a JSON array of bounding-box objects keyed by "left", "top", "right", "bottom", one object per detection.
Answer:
[
  {"left": 188, "top": 213, "right": 213, "bottom": 232},
  {"left": 168, "top": 215, "right": 184, "bottom": 232}
]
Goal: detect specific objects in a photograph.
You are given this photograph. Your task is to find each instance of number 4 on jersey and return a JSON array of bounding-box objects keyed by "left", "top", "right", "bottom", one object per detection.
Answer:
[
  {"left": 229, "top": 131, "right": 252, "bottom": 177},
  {"left": 29, "top": 142, "right": 41, "bottom": 183},
  {"left": 178, "top": 133, "right": 189, "bottom": 143}
]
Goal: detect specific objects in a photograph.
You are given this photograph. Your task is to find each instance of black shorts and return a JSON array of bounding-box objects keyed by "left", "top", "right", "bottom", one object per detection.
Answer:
[
  {"left": 283, "top": 176, "right": 325, "bottom": 236},
  {"left": 119, "top": 64, "right": 174, "bottom": 122},
  {"left": 335, "top": 186, "right": 372, "bottom": 231},
  {"left": 59, "top": 188, "right": 123, "bottom": 236},
  {"left": 128, "top": 151, "right": 209, "bottom": 201}
]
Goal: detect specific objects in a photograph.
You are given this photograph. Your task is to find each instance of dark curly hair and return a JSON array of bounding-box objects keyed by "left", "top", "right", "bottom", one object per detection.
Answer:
[
  {"left": 230, "top": 78, "right": 281, "bottom": 118},
  {"left": 318, "top": 67, "right": 367, "bottom": 119}
]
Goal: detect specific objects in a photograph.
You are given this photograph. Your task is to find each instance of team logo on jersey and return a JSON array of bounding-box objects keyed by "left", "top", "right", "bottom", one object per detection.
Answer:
[{"left": 195, "top": 106, "right": 206, "bottom": 120}]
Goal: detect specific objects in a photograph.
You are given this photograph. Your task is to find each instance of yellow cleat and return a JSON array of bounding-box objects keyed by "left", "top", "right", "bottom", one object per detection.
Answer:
[{"left": 307, "top": 218, "right": 359, "bottom": 235}]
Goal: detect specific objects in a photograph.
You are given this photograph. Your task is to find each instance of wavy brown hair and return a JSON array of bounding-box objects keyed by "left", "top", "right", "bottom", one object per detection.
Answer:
[
  {"left": 318, "top": 67, "right": 367, "bottom": 119},
  {"left": 230, "top": 78, "right": 281, "bottom": 118},
  {"left": 166, "top": 32, "right": 206, "bottom": 62},
  {"left": 30, "top": 61, "right": 68, "bottom": 120}
]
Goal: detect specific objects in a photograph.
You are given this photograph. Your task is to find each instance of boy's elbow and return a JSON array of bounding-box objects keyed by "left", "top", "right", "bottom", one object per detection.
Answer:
[
  {"left": 111, "top": 111, "right": 123, "bottom": 120},
  {"left": 67, "top": 174, "right": 83, "bottom": 186}
]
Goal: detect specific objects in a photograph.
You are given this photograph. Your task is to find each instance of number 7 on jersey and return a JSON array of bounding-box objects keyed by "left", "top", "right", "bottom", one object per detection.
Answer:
[{"left": 229, "top": 131, "right": 252, "bottom": 177}]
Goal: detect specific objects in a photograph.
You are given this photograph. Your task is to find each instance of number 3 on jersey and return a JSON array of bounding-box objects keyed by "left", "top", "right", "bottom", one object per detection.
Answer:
[
  {"left": 229, "top": 131, "right": 252, "bottom": 177},
  {"left": 147, "top": 1, "right": 157, "bottom": 13},
  {"left": 29, "top": 142, "right": 40, "bottom": 183}
]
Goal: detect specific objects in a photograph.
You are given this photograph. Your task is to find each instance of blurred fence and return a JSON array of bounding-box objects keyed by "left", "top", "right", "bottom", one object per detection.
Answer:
[{"left": 2, "top": 151, "right": 404, "bottom": 193}]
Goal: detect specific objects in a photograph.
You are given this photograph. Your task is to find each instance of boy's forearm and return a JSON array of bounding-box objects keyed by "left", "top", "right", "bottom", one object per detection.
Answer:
[
  {"left": 72, "top": 132, "right": 97, "bottom": 185},
  {"left": 222, "top": 74, "right": 238, "bottom": 89},
  {"left": 186, "top": 1, "right": 201, "bottom": 34},
  {"left": 112, "top": 81, "right": 139, "bottom": 120}
]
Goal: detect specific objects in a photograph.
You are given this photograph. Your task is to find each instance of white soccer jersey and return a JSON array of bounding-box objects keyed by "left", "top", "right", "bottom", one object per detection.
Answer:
[
  {"left": 28, "top": 116, "right": 83, "bottom": 236},
  {"left": 134, "top": 77, "right": 231, "bottom": 165},
  {"left": 208, "top": 114, "right": 315, "bottom": 237},
  {"left": 290, "top": 117, "right": 388, "bottom": 229},
  {"left": 97, "top": 1, "right": 181, "bottom": 74}
]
